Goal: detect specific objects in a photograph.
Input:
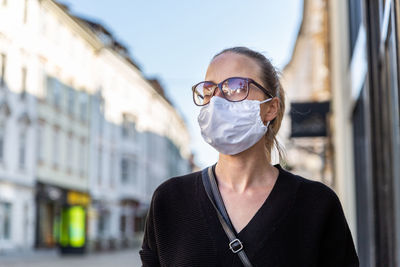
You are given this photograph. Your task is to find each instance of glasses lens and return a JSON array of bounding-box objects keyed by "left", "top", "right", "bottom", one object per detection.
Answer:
[
  {"left": 193, "top": 82, "right": 216, "bottom": 105},
  {"left": 222, "top": 78, "right": 248, "bottom": 101}
]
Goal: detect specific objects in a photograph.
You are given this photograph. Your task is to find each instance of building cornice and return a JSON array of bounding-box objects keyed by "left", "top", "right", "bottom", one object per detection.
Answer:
[{"left": 40, "top": 0, "right": 103, "bottom": 51}]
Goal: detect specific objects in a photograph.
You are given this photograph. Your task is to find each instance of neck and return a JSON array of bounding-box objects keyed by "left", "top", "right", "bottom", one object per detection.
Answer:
[{"left": 215, "top": 139, "right": 277, "bottom": 193}]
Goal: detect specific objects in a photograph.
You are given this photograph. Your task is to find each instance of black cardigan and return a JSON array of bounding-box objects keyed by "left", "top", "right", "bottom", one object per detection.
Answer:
[{"left": 139, "top": 164, "right": 359, "bottom": 266}]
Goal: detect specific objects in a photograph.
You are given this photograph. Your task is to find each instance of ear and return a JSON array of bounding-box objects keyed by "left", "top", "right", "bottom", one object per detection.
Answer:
[{"left": 262, "top": 97, "right": 279, "bottom": 124}]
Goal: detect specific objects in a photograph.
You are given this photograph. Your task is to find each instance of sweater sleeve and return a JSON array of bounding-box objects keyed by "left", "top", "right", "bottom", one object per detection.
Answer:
[
  {"left": 139, "top": 191, "right": 161, "bottom": 267},
  {"left": 317, "top": 192, "right": 360, "bottom": 267}
]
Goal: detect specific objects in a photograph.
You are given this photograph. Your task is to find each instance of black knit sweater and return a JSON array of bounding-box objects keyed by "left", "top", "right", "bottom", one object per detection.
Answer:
[{"left": 139, "top": 164, "right": 359, "bottom": 266}]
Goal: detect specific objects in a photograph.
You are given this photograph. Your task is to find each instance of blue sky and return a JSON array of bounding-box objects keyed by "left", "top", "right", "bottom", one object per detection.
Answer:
[{"left": 60, "top": 0, "right": 303, "bottom": 168}]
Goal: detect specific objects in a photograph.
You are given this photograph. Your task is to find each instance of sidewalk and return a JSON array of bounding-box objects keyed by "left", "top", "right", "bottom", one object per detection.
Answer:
[{"left": 0, "top": 248, "right": 142, "bottom": 267}]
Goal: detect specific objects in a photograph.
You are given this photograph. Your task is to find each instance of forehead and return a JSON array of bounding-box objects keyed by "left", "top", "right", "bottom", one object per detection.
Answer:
[{"left": 205, "top": 52, "right": 262, "bottom": 83}]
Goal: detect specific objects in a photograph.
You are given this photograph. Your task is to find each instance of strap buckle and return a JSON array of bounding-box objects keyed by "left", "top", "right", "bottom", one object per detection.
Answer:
[{"left": 229, "top": 238, "right": 244, "bottom": 253}]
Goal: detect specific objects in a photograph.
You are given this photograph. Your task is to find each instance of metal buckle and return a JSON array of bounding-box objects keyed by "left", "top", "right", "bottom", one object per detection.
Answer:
[{"left": 229, "top": 238, "right": 243, "bottom": 253}]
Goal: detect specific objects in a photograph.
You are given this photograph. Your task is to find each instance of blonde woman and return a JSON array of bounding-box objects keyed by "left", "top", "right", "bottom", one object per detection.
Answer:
[{"left": 140, "top": 47, "right": 359, "bottom": 267}]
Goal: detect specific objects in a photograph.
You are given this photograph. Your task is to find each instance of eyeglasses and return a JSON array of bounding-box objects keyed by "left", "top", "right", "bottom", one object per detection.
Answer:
[{"left": 192, "top": 77, "right": 274, "bottom": 106}]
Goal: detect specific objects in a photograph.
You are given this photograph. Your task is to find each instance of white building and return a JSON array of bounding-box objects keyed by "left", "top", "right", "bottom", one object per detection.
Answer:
[
  {"left": 0, "top": 0, "right": 192, "bottom": 253},
  {"left": 0, "top": 1, "right": 38, "bottom": 252},
  {"left": 30, "top": 0, "right": 97, "bottom": 249},
  {"left": 81, "top": 18, "right": 192, "bottom": 249},
  {"left": 0, "top": 0, "right": 99, "bottom": 251}
]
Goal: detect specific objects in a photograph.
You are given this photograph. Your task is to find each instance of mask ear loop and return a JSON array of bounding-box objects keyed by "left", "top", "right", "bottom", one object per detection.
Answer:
[
  {"left": 260, "top": 97, "right": 273, "bottom": 104},
  {"left": 259, "top": 98, "right": 273, "bottom": 127}
]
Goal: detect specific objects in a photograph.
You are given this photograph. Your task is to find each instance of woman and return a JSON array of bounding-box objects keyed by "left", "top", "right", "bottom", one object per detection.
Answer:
[{"left": 140, "top": 47, "right": 359, "bottom": 266}]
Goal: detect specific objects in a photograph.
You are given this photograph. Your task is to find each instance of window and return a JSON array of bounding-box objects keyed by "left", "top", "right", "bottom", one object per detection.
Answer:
[
  {"left": 121, "top": 158, "right": 129, "bottom": 183},
  {"left": 122, "top": 114, "right": 128, "bottom": 137},
  {"left": 120, "top": 215, "right": 126, "bottom": 233},
  {"left": 98, "top": 116, "right": 103, "bottom": 137},
  {"left": 66, "top": 133, "right": 73, "bottom": 172},
  {"left": 52, "top": 127, "right": 59, "bottom": 168},
  {"left": 348, "top": 0, "right": 363, "bottom": 58},
  {"left": 79, "top": 138, "right": 85, "bottom": 176},
  {"left": 122, "top": 122, "right": 128, "bottom": 137},
  {"left": 19, "top": 128, "right": 27, "bottom": 169},
  {"left": 38, "top": 62, "right": 46, "bottom": 99},
  {"left": 21, "top": 67, "right": 27, "bottom": 95},
  {"left": 378, "top": 0, "right": 388, "bottom": 24},
  {"left": 131, "top": 156, "right": 138, "bottom": 185},
  {"left": 46, "top": 76, "right": 52, "bottom": 102},
  {"left": 0, "top": 202, "right": 11, "bottom": 240},
  {"left": 122, "top": 114, "right": 136, "bottom": 140},
  {"left": 37, "top": 122, "right": 44, "bottom": 163},
  {"left": 97, "top": 148, "right": 102, "bottom": 185},
  {"left": 98, "top": 213, "right": 105, "bottom": 236},
  {"left": 100, "top": 95, "right": 105, "bottom": 113},
  {"left": 109, "top": 152, "right": 115, "bottom": 188},
  {"left": 79, "top": 92, "right": 88, "bottom": 121},
  {"left": 98, "top": 211, "right": 109, "bottom": 237},
  {"left": 75, "top": 136, "right": 79, "bottom": 174},
  {"left": 120, "top": 157, "right": 137, "bottom": 184},
  {"left": 0, "top": 54, "right": 6, "bottom": 87},
  {"left": 23, "top": 203, "right": 28, "bottom": 243},
  {"left": 54, "top": 80, "right": 62, "bottom": 108},
  {"left": 46, "top": 77, "right": 62, "bottom": 108},
  {"left": 67, "top": 87, "right": 74, "bottom": 115}
]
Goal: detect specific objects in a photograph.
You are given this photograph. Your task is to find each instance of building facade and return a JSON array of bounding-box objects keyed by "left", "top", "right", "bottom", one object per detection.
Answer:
[
  {"left": 82, "top": 17, "right": 192, "bottom": 250},
  {"left": 0, "top": 0, "right": 39, "bottom": 252},
  {"left": 0, "top": 0, "right": 192, "bottom": 253},
  {"left": 280, "top": 0, "right": 334, "bottom": 188},
  {"left": 329, "top": 0, "right": 400, "bottom": 266},
  {"left": 0, "top": 58, "right": 37, "bottom": 253},
  {"left": 31, "top": 0, "right": 96, "bottom": 249},
  {"left": 281, "top": 0, "right": 359, "bottom": 261},
  {"left": 285, "top": 1, "right": 400, "bottom": 265}
]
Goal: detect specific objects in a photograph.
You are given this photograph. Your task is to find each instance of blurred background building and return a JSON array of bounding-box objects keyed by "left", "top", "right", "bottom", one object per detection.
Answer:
[
  {"left": 281, "top": 0, "right": 400, "bottom": 266},
  {"left": 0, "top": 0, "right": 193, "bottom": 254},
  {"left": 280, "top": 0, "right": 333, "bottom": 187},
  {"left": 330, "top": 0, "right": 399, "bottom": 266}
]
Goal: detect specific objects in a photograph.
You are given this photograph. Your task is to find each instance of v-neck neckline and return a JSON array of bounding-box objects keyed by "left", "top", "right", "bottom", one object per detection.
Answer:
[
  {"left": 198, "top": 163, "right": 301, "bottom": 260},
  {"left": 211, "top": 163, "right": 283, "bottom": 236}
]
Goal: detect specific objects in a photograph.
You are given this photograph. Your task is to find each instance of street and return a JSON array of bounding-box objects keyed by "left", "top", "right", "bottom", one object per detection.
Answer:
[{"left": 0, "top": 248, "right": 142, "bottom": 267}]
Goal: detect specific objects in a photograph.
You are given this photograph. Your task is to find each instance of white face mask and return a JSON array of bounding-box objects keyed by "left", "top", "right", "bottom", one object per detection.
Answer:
[{"left": 197, "top": 96, "right": 272, "bottom": 155}]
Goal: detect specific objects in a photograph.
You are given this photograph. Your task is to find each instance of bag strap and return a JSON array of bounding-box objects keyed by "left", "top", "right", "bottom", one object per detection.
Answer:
[{"left": 201, "top": 166, "right": 254, "bottom": 267}]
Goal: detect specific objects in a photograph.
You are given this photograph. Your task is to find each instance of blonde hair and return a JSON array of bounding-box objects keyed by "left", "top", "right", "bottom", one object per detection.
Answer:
[{"left": 213, "top": 47, "right": 286, "bottom": 163}]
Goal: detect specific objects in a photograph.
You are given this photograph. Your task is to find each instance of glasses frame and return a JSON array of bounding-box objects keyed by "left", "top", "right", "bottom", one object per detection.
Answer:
[{"left": 192, "top": 76, "right": 274, "bottom": 106}]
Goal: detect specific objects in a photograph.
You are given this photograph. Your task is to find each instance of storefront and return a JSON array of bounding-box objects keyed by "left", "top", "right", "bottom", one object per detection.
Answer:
[
  {"left": 35, "top": 183, "right": 66, "bottom": 248},
  {"left": 35, "top": 183, "right": 90, "bottom": 253}
]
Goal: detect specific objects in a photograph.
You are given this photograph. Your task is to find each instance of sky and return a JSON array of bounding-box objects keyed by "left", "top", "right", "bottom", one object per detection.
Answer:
[{"left": 60, "top": 0, "right": 303, "bottom": 168}]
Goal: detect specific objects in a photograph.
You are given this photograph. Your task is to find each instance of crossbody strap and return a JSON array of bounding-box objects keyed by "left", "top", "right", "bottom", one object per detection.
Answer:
[{"left": 201, "top": 166, "right": 254, "bottom": 267}]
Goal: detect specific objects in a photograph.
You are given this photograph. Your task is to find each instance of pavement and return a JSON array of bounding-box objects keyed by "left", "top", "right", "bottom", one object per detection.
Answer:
[{"left": 0, "top": 247, "right": 142, "bottom": 267}]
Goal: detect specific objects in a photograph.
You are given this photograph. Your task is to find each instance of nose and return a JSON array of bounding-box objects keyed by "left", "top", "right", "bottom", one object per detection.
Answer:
[{"left": 213, "top": 85, "right": 224, "bottom": 98}]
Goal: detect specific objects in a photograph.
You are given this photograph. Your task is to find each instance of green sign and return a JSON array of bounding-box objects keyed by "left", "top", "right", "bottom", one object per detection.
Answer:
[{"left": 59, "top": 206, "right": 86, "bottom": 248}]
